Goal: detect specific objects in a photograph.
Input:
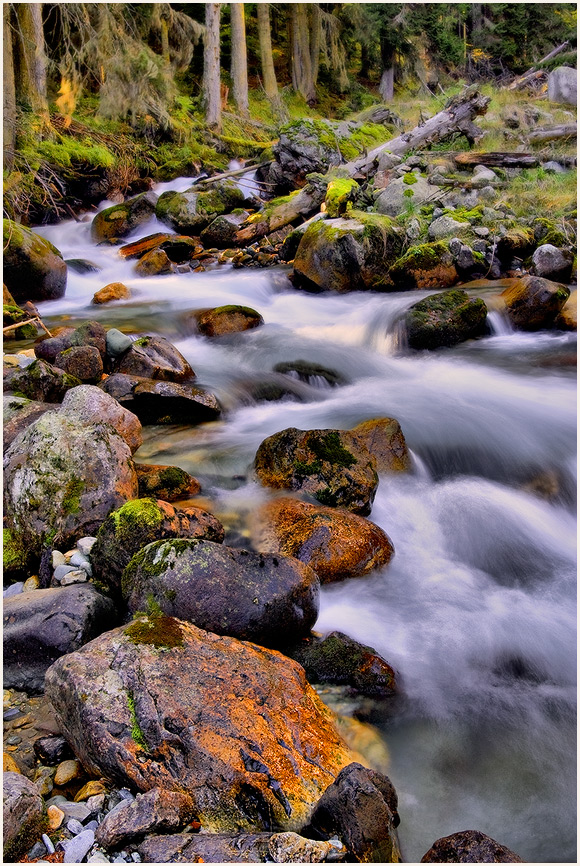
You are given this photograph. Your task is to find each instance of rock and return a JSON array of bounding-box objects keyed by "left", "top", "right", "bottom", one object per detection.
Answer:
[
  {"left": 541, "top": 160, "right": 566, "bottom": 173},
  {"left": 65, "top": 258, "right": 100, "bottom": 274},
  {"left": 388, "top": 242, "right": 459, "bottom": 289},
  {"left": 55, "top": 345, "right": 104, "bottom": 383},
  {"left": 3, "top": 771, "right": 47, "bottom": 861},
  {"left": 60, "top": 828, "right": 95, "bottom": 863},
  {"left": 134, "top": 248, "right": 173, "bottom": 276},
  {"left": 3, "top": 412, "right": 138, "bottom": 556},
  {"left": 200, "top": 211, "right": 249, "bottom": 247},
  {"left": 4, "top": 358, "right": 81, "bottom": 402},
  {"left": 496, "top": 228, "right": 535, "bottom": 262},
  {"left": 500, "top": 275, "right": 570, "bottom": 331},
  {"left": 3, "top": 584, "right": 117, "bottom": 694},
  {"left": 325, "top": 178, "right": 359, "bottom": 219},
  {"left": 303, "top": 763, "right": 400, "bottom": 863},
  {"left": 155, "top": 181, "right": 246, "bottom": 234},
  {"left": 157, "top": 235, "right": 201, "bottom": 263},
  {"left": 268, "top": 119, "right": 343, "bottom": 189},
  {"left": 74, "top": 780, "right": 107, "bottom": 801},
  {"left": 45, "top": 619, "right": 355, "bottom": 833},
  {"left": 3, "top": 303, "right": 38, "bottom": 340},
  {"left": 60, "top": 385, "right": 143, "bottom": 454},
  {"left": 137, "top": 832, "right": 270, "bottom": 863},
  {"left": 54, "top": 759, "right": 83, "bottom": 786},
  {"left": 428, "top": 215, "right": 471, "bottom": 241},
  {"left": 3, "top": 219, "right": 67, "bottom": 303},
  {"left": 273, "top": 361, "right": 347, "bottom": 388},
  {"left": 47, "top": 804, "right": 65, "bottom": 830},
  {"left": 106, "top": 329, "right": 133, "bottom": 358},
  {"left": 251, "top": 497, "right": 393, "bottom": 584},
  {"left": 91, "top": 192, "right": 158, "bottom": 242},
  {"left": 420, "top": 829, "right": 525, "bottom": 862},
  {"left": 293, "top": 216, "right": 404, "bottom": 293},
  {"left": 548, "top": 66, "right": 577, "bottom": 105},
  {"left": 3, "top": 527, "right": 34, "bottom": 583},
  {"left": 555, "top": 289, "right": 577, "bottom": 331},
  {"left": 254, "top": 428, "right": 379, "bottom": 516},
  {"left": 95, "top": 788, "right": 195, "bottom": 850},
  {"left": 112, "top": 335, "right": 194, "bottom": 383},
  {"left": 472, "top": 165, "right": 497, "bottom": 184},
  {"left": 193, "top": 305, "right": 264, "bottom": 337},
  {"left": 92, "top": 282, "right": 132, "bottom": 304},
  {"left": 3, "top": 395, "right": 57, "bottom": 449},
  {"left": 122, "top": 538, "right": 319, "bottom": 647},
  {"left": 531, "top": 244, "right": 574, "bottom": 283},
  {"left": 90, "top": 498, "right": 224, "bottom": 594},
  {"left": 100, "top": 373, "right": 221, "bottom": 425},
  {"left": 34, "top": 329, "right": 76, "bottom": 364},
  {"left": 3, "top": 754, "right": 20, "bottom": 773},
  {"left": 135, "top": 463, "right": 200, "bottom": 501},
  {"left": 405, "top": 289, "right": 488, "bottom": 350},
  {"left": 33, "top": 736, "right": 72, "bottom": 766},
  {"left": 351, "top": 418, "right": 411, "bottom": 473},
  {"left": 376, "top": 173, "right": 437, "bottom": 217}
]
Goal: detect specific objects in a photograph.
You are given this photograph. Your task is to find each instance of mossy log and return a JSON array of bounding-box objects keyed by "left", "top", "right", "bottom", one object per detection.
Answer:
[{"left": 234, "top": 180, "right": 327, "bottom": 244}]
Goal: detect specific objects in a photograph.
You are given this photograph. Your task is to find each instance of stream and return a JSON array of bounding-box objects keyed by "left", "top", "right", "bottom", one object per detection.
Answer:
[{"left": 32, "top": 177, "right": 577, "bottom": 863}]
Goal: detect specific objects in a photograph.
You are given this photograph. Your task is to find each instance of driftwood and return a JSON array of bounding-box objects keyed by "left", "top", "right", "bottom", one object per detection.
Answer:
[
  {"left": 3, "top": 316, "right": 51, "bottom": 337},
  {"left": 194, "top": 161, "right": 271, "bottom": 186},
  {"left": 526, "top": 123, "right": 577, "bottom": 144},
  {"left": 507, "top": 41, "right": 570, "bottom": 91}
]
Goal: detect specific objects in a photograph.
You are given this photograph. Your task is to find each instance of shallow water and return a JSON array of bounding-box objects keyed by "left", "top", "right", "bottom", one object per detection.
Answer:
[{"left": 33, "top": 179, "right": 577, "bottom": 862}]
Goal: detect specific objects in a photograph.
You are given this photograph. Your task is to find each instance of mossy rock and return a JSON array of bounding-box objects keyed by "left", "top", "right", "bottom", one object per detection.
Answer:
[
  {"left": 325, "top": 179, "right": 359, "bottom": 218},
  {"left": 495, "top": 227, "right": 535, "bottom": 261},
  {"left": 156, "top": 181, "right": 245, "bottom": 235},
  {"left": 531, "top": 217, "right": 568, "bottom": 248},
  {"left": 4, "top": 359, "right": 82, "bottom": 403},
  {"left": 3, "top": 527, "right": 35, "bottom": 582},
  {"left": 193, "top": 305, "right": 264, "bottom": 337},
  {"left": 405, "top": 289, "right": 488, "bottom": 350},
  {"left": 389, "top": 242, "right": 459, "bottom": 290},
  {"left": 500, "top": 275, "right": 570, "bottom": 331},
  {"left": 3, "top": 219, "right": 67, "bottom": 303},
  {"left": 91, "top": 192, "right": 158, "bottom": 242},
  {"left": 3, "top": 304, "right": 38, "bottom": 340},
  {"left": 135, "top": 463, "right": 200, "bottom": 502}
]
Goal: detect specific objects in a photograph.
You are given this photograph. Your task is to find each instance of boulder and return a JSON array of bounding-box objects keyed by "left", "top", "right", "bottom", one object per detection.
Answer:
[
  {"left": 100, "top": 373, "right": 221, "bottom": 425},
  {"left": 303, "top": 763, "right": 401, "bottom": 863},
  {"left": 420, "top": 830, "right": 525, "bottom": 862},
  {"left": 251, "top": 497, "right": 394, "bottom": 584},
  {"left": 405, "top": 289, "right": 488, "bottom": 350},
  {"left": 155, "top": 181, "right": 246, "bottom": 234},
  {"left": 91, "top": 192, "right": 158, "bottom": 242},
  {"left": 3, "top": 771, "right": 47, "bottom": 861},
  {"left": 388, "top": 242, "right": 459, "bottom": 289},
  {"left": 555, "top": 289, "right": 577, "bottom": 331},
  {"left": 548, "top": 66, "right": 577, "bottom": 105},
  {"left": 293, "top": 216, "right": 404, "bottom": 293},
  {"left": 65, "top": 257, "right": 100, "bottom": 274},
  {"left": 112, "top": 335, "right": 194, "bottom": 383},
  {"left": 60, "top": 385, "right": 143, "bottom": 454},
  {"left": 158, "top": 236, "right": 201, "bottom": 263},
  {"left": 3, "top": 395, "right": 57, "bottom": 449},
  {"left": 34, "top": 328, "right": 76, "bottom": 364},
  {"left": 289, "top": 632, "right": 397, "bottom": 699},
  {"left": 122, "top": 538, "right": 319, "bottom": 647},
  {"left": 45, "top": 618, "right": 355, "bottom": 832},
  {"left": 135, "top": 248, "right": 173, "bottom": 276},
  {"left": 254, "top": 428, "right": 379, "bottom": 516},
  {"left": 135, "top": 463, "right": 201, "bottom": 501},
  {"left": 500, "top": 275, "right": 570, "bottom": 331},
  {"left": 54, "top": 345, "right": 104, "bottom": 383},
  {"left": 531, "top": 244, "right": 574, "bottom": 283},
  {"left": 92, "top": 282, "right": 132, "bottom": 304},
  {"left": 3, "top": 584, "right": 117, "bottom": 694},
  {"left": 351, "top": 418, "right": 411, "bottom": 473},
  {"left": 194, "top": 305, "right": 264, "bottom": 337},
  {"left": 200, "top": 211, "right": 249, "bottom": 247},
  {"left": 268, "top": 119, "right": 343, "bottom": 189},
  {"left": 3, "top": 359, "right": 81, "bottom": 402},
  {"left": 376, "top": 173, "right": 437, "bottom": 218},
  {"left": 90, "top": 498, "right": 224, "bottom": 593},
  {"left": 138, "top": 831, "right": 344, "bottom": 863},
  {"left": 3, "top": 219, "right": 67, "bottom": 303},
  {"left": 95, "top": 788, "right": 195, "bottom": 850},
  {"left": 3, "top": 412, "right": 138, "bottom": 556},
  {"left": 428, "top": 215, "right": 471, "bottom": 241}
]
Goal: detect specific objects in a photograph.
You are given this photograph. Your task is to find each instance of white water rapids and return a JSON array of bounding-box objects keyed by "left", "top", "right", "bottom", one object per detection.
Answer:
[{"left": 33, "top": 178, "right": 577, "bottom": 862}]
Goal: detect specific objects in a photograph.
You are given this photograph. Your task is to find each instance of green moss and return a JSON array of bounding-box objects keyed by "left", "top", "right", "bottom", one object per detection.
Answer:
[
  {"left": 532, "top": 217, "right": 567, "bottom": 247},
  {"left": 391, "top": 241, "right": 450, "bottom": 271},
  {"left": 125, "top": 608, "right": 184, "bottom": 649},
  {"left": 159, "top": 466, "right": 188, "bottom": 486},
  {"left": 325, "top": 178, "right": 359, "bottom": 218},
  {"left": 211, "top": 304, "right": 260, "bottom": 317},
  {"left": 315, "top": 487, "right": 339, "bottom": 507},
  {"left": 403, "top": 173, "right": 418, "bottom": 185},
  {"left": 127, "top": 692, "right": 148, "bottom": 749},
  {"left": 111, "top": 498, "right": 164, "bottom": 531},
  {"left": 3, "top": 804, "right": 48, "bottom": 862},
  {"left": 307, "top": 431, "right": 356, "bottom": 468},
  {"left": 294, "top": 459, "right": 323, "bottom": 477},
  {"left": 62, "top": 477, "right": 84, "bottom": 515}
]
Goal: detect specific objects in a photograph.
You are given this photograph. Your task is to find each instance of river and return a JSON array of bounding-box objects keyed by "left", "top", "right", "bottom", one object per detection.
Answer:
[{"left": 32, "top": 178, "right": 577, "bottom": 863}]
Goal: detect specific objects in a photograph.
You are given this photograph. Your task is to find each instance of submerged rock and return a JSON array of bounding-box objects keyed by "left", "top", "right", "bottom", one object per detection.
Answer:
[
  {"left": 420, "top": 829, "right": 525, "bottom": 862},
  {"left": 45, "top": 618, "right": 355, "bottom": 833},
  {"left": 500, "top": 275, "right": 570, "bottom": 331},
  {"left": 92, "top": 282, "right": 132, "bottom": 304},
  {"left": 135, "top": 463, "right": 200, "bottom": 501},
  {"left": 405, "top": 289, "right": 488, "bottom": 350},
  {"left": 3, "top": 219, "right": 67, "bottom": 303},
  {"left": 351, "top": 418, "right": 412, "bottom": 473}
]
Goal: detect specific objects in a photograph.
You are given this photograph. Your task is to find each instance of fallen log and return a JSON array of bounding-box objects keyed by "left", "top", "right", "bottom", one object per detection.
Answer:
[
  {"left": 193, "top": 161, "right": 271, "bottom": 185},
  {"left": 526, "top": 123, "right": 577, "bottom": 144},
  {"left": 234, "top": 178, "right": 328, "bottom": 245},
  {"left": 507, "top": 41, "right": 570, "bottom": 91},
  {"left": 454, "top": 152, "right": 541, "bottom": 168}
]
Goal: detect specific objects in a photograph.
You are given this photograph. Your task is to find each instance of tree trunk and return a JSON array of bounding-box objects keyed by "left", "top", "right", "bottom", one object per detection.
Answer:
[
  {"left": 310, "top": 3, "right": 321, "bottom": 87},
  {"left": 291, "top": 5, "right": 315, "bottom": 104},
  {"left": 454, "top": 151, "right": 540, "bottom": 168},
  {"left": 256, "top": 3, "right": 279, "bottom": 104},
  {"left": 3, "top": 5, "right": 16, "bottom": 169},
  {"left": 234, "top": 181, "right": 328, "bottom": 245},
  {"left": 379, "top": 67, "right": 394, "bottom": 101},
  {"left": 507, "top": 41, "right": 570, "bottom": 90},
  {"left": 204, "top": 3, "right": 222, "bottom": 130},
  {"left": 12, "top": 2, "right": 48, "bottom": 114},
  {"left": 160, "top": 17, "right": 170, "bottom": 65},
  {"left": 230, "top": 3, "right": 249, "bottom": 118}
]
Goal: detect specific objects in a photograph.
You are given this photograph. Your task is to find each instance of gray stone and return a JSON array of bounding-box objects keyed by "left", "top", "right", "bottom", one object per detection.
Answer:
[
  {"left": 106, "top": 329, "right": 133, "bottom": 358},
  {"left": 3, "top": 395, "right": 57, "bottom": 450},
  {"left": 376, "top": 173, "right": 437, "bottom": 217},
  {"left": 69, "top": 552, "right": 92, "bottom": 574},
  {"left": 60, "top": 802, "right": 92, "bottom": 822},
  {"left": 548, "top": 66, "right": 577, "bottom": 105},
  {"left": 60, "top": 384, "right": 143, "bottom": 455},
  {"left": 531, "top": 244, "right": 574, "bottom": 283},
  {"left": 542, "top": 160, "right": 566, "bottom": 173},
  {"left": 3, "top": 582, "right": 24, "bottom": 598},
  {"left": 474, "top": 226, "right": 490, "bottom": 238},
  {"left": 377, "top": 152, "right": 402, "bottom": 171},
  {"left": 456, "top": 245, "right": 476, "bottom": 271},
  {"left": 42, "top": 833, "right": 56, "bottom": 854},
  {"left": 472, "top": 240, "right": 488, "bottom": 253},
  {"left": 76, "top": 537, "right": 97, "bottom": 556},
  {"left": 67, "top": 818, "right": 85, "bottom": 835},
  {"left": 95, "top": 788, "right": 195, "bottom": 850},
  {"left": 59, "top": 570, "right": 89, "bottom": 587},
  {"left": 406, "top": 218, "right": 421, "bottom": 241},
  {"left": 61, "top": 828, "right": 95, "bottom": 863},
  {"left": 3, "top": 772, "right": 45, "bottom": 861},
  {"left": 478, "top": 185, "right": 497, "bottom": 202},
  {"left": 52, "top": 550, "right": 67, "bottom": 568},
  {"left": 448, "top": 237, "right": 463, "bottom": 256},
  {"left": 472, "top": 165, "right": 497, "bottom": 183},
  {"left": 428, "top": 216, "right": 470, "bottom": 240},
  {"left": 53, "top": 564, "right": 77, "bottom": 581}
]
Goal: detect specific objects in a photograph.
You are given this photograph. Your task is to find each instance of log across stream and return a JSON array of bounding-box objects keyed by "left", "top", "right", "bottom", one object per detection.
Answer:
[{"left": 32, "top": 186, "right": 577, "bottom": 862}]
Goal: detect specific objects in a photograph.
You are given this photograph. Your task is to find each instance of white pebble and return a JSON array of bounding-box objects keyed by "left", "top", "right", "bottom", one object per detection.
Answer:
[
  {"left": 42, "top": 834, "right": 55, "bottom": 854},
  {"left": 76, "top": 537, "right": 97, "bottom": 555}
]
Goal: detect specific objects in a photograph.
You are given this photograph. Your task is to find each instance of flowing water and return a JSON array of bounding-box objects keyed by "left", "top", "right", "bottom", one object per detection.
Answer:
[{"left": 33, "top": 179, "right": 577, "bottom": 862}]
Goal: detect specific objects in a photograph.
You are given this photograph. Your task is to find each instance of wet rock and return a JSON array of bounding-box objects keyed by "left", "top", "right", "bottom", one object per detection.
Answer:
[
  {"left": 96, "top": 788, "right": 195, "bottom": 850},
  {"left": 273, "top": 361, "right": 347, "bottom": 388},
  {"left": 200, "top": 211, "right": 249, "bottom": 247},
  {"left": 65, "top": 258, "right": 100, "bottom": 275},
  {"left": 90, "top": 498, "right": 224, "bottom": 594},
  {"left": 3, "top": 584, "right": 117, "bottom": 694},
  {"left": 45, "top": 618, "right": 355, "bottom": 833},
  {"left": 547, "top": 66, "right": 577, "bottom": 105},
  {"left": 3, "top": 219, "right": 67, "bottom": 303},
  {"left": 155, "top": 182, "right": 246, "bottom": 234},
  {"left": 254, "top": 427, "right": 379, "bottom": 516},
  {"left": 91, "top": 192, "right": 158, "bottom": 242},
  {"left": 122, "top": 538, "right": 319, "bottom": 648},
  {"left": 3, "top": 412, "right": 138, "bottom": 556},
  {"left": 3, "top": 754, "right": 21, "bottom": 773},
  {"left": 3, "top": 771, "right": 47, "bottom": 861},
  {"left": 3, "top": 395, "right": 57, "bottom": 449},
  {"left": 251, "top": 497, "right": 393, "bottom": 584},
  {"left": 33, "top": 736, "right": 73, "bottom": 766},
  {"left": 92, "top": 282, "right": 132, "bottom": 305},
  {"left": 135, "top": 463, "right": 200, "bottom": 501},
  {"left": 388, "top": 242, "right": 459, "bottom": 290},
  {"left": 112, "top": 335, "right": 194, "bottom": 383},
  {"left": 106, "top": 329, "right": 133, "bottom": 358},
  {"left": 55, "top": 345, "right": 104, "bottom": 384},
  {"left": 376, "top": 173, "right": 437, "bottom": 218},
  {"left": 100, "top": 373, "right": 221, "bottom": 425},
  {"left": 405, "top": 289, "right": 488, "bottom": 350},
  {"left": 288, "top": 633, "right": 396, "bottom": 699},
  {"left": 351, "top": 418, "right": 411, "bottom": 473},
  {"left": 4, "top": 359, "right": 81, "bottom": 402},
  {"left": 500, "top": 275, "right": 570, "bottom": 331},
  {"left": 420, "top": 829, "right": 525, "bottom": 862},
  {"left": 134, "top": 248, "right": 173, "bottom": 276},
  {"left": 60, "top": 385, "right": 142, "bottom": 454},
  {"left": 555, "top": 289, "right": 577, "bottom": 331},
  {"left": 531, "top": 244, "right": 574, "bottom": 283},
  {"left": 193, "top": 305, "right": 264, "bottom": 337}
]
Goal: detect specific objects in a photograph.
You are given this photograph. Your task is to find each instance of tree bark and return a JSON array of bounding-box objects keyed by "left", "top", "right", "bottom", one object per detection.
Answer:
[
  {"left": 12, "top": 2, "right": 48, "bottom": 114},
  {"left": 204, "top": 3, "right": 222, "bottom": 130},
  {"left": 3, "top": 5, "right": 17, "bottom": 169},
  {"left": 291, "top": 5, "right": 315, "bottom": 104},
  {"left": 230, "top": 3, "right": 249, "bottom": 118},
  {"left": 257, "top": 3, "right": 279, "bottom": 104},
  {"left": 310, "top": 3, "right": 321, "bottom": 87},
  {"left": 379, "top": 67, "right": 394, "bottom": 102}
]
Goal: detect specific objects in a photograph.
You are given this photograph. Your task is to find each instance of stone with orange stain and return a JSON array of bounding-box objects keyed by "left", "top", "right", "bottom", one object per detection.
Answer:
[
  {"left": 92, "top": 282, "right": 132, "bottom": 305},
  {"left": 45, "top": 618, "right": 356, "bottom": 833}
]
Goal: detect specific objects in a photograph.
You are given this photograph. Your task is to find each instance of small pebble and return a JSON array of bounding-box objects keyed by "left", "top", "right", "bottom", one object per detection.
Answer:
[
  {"left": 29, "top": 841, "right": 48, "bottom": 859},
  {"left": 47, "top": 804, "right": 65, "bottom": 830},
  {"left": 60, "top": 570, "right": 88, "bottom": 586},
  {"left": 3, "top": 707, "right": 22, "bottom": 721},
  {"left": 118, "top": 788, "right": 135, "bottom": 801},
  {"left": 53, "top": 564, "right": 77, "bottom": 582},
  {"left": 42, "top": 833, "right": 56, "bottom": 854},
  {"left": 112, "top": 855, "right": 128, "bottom": 863},
  {"left": 76, "top": 537, "right": 97, "bottom": 555},
  {"left": 55, "top": 758, "right": 83, "bottom": 785},
  {"left": 3, "top": 752, "right": 21, "bottom": 773},
  {"left": 61, "top": 828, "right": 95, "bottom": 863},
  {"left": 75, "top": 780, "right": 107, "bottom": 801},
  {"left": 52, "top": 550, "right": 66, "bottom": 568},
  {"left": 67, "top": 818, "right": 85, "bottom": 835},
  {"left": 6, "top": 735, "right": 22, "bottom": 745},
  {"left": 69, "top": 552, "right": 92, "bottom": 574},
  {"left": 131, "top": 854, "right": 142, "bottom": 862},
  {"left": 23, "top": 575, "right": 40, "bottom": 591},
  {"left": 88, "top": 855, "right": 110, "bottom": 864},
  {"left": 64, "top": 549, "right": 77, "bottom": 561},
  {"left": 4, "top": 582, "right": 24, "bottom": 598},
  {"left": 60, "top": 801, "right": 91, "bottom": 821},
  {"left": 46, "top": 794, "right": 69, "bottom": 806},
  {"left": 84, "top": 820, "right": 99, "bottom": 832},
  {"left": 87, "top": 793, "right": 106, "bottom": 813}
]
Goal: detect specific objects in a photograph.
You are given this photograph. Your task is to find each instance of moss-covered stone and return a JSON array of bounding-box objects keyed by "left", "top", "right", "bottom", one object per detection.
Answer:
[
  {"left": 3, "top": 219, "right": 67, "bottom": 304},
  {"left": 3, "top": 527, "right": 35, "bottom": 582},
  {"left": 193, "top": 305, "right": 264, "bottom": 337},
  {"left": 156, "top": 181, "right": 245, "bottom": 235},
  {"left": 3, "top": 304, "right": 38, "bottom": 340},
  {"left": 500, "top": 275, "right": 570, "bottom": 331},
  {"left": 389, "top": 241, "right": 459, "bottom": 289},
  {"left": 125, "top": 610, "right": 184, "bottom": 650},
  {"left": 325, "top": 179, "right": 359, "bottom": 218},
  {"left": 405, "top": 289, "right": 488, "bottom": 350},
  {"left": 531, "top": 217, "right": 567, "bottom": 248},
  {"left": 91, "top": 192, "right": 157, "bottom": 242}
]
